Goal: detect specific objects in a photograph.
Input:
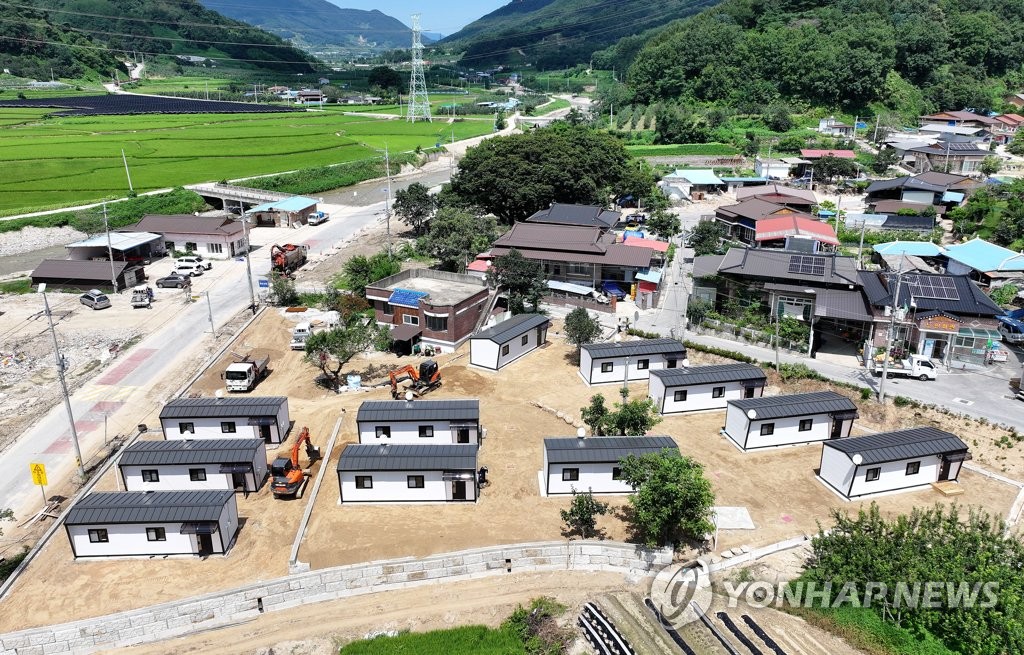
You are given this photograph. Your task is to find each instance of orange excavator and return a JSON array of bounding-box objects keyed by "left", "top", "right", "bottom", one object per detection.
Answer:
[
  {"left": 270, "top": 427, "right": 321, "bottom": 499},
  {"left": 387, "top": 359, "right": 442, "bottom": 399}
]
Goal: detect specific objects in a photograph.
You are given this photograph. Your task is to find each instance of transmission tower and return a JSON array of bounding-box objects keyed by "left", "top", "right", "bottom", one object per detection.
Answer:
[{"left": 407, "top": 14, "right": 432, "bottom": 123}]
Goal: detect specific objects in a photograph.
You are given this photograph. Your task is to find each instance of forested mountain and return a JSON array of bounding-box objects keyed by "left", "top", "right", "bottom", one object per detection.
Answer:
[
  {"left": 439, "top": 0, "right": 719, "bottom": 70},
  {"left": 198, "top": 0, "right": 418, "bottom": 51},
  {"left": 621, "top": 0, "right": 1024, "bottom": 113},
  {"left": 4, "top": 0, "right": 317, "bottom": 79}
]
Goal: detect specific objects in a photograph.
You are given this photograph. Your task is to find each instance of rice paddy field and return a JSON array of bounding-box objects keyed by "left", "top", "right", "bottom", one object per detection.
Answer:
[{"left": 0, "top": 107, "right": 493, "bottom": 214}]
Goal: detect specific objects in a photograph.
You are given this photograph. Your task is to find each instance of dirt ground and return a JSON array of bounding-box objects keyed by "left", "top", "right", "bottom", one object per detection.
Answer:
[{"left": 2, "top": 312, "right": 1019, "bottom": 635}]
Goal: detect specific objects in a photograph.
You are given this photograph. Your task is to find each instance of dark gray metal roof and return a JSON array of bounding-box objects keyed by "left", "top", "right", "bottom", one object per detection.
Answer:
[
  {"left": 544, "top": 436, "right": 678, "bottom": 464},
  {"left": 728, "top": 391, "right": 858, "bottom": 420},
  {"left": 337, "top": 443, "right": 478, "bottom": 471},
  {"left": 716, "top": 247, "right": 861, "bottom": 286},
  {"left": 583, "top": 339, "right": 686, "bottom": 359},
  {"left": 860, "top": 271, "right": 1003, "bottom": 317},
  {"left": 356, "top": 399, "right": 479, "bottom": 423},
  {"left": 825, "top": 427, "right": 968, "bottom": 465},
  {"left": 652, "top": 364, "right": 766, "bottom": 387},
  {"left": 524, "top": 203, "right": 620, "bottom": 228},
  {"left": 160, "top": 396, "right": 287, "bottom": 420},
  {"left": 866, "top": 176, "right": 946, "bottom": 194},
  {"left": 472, "top": 313, "right": 550, "bottom": 344},
  {"left": 66, "top": 490, "right": 233, "bottom": 525},
  {"left": 813, "top": 288, "right": 874, "bottom": 322},
  {"left": 119, "top": 438, "right": 263, "bottom": 467}
]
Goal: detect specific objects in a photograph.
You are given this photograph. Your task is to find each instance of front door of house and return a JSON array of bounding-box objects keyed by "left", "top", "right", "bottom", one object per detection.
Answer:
[
  {"left": 830, "top": 419, "right": 844, "bottom": 440},
  {"left": 456, "top": 428, "right": 470, "bottom": 444},
  {"left": 938, "top": 458, "right": 953, "bottom": 481},
  {"left": 198, "top": 533, "right": 213, "bottom": 557},
  {"left": 232, "top": 472, "right": 247, "bottom": 491},
  {"left": 744, "top": 386, "right": 755, "bottom": 398},
  {"left": 259, "top": 425, "right": 272, "bottom": 443},
  {"left": 452, "top": 480, "right": 467, "bottom": 501}
]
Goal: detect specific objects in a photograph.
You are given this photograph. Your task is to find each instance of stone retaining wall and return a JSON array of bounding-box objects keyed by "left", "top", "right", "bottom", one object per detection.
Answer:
[{"left": 0, "top": 540, "right": 671, "bottom": 655}]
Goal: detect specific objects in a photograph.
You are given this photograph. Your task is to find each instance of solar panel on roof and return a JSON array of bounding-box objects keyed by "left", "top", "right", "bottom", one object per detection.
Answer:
[
  {"left": 787, "top": 254, "right": 826, "bottom": 276},
  {"left": 388, "top": 288, "right": 430, "bottom": 308},
  {"left": 905, "top": 275, "right": 959, "bottom": 301}
]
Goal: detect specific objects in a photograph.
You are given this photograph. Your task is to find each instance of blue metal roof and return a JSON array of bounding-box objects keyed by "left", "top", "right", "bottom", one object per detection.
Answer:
[
  {"left": 624, "top": 230, "right": 645, "bottom": 239},
  {"left": 873, "top": 241, "right": 945, "bottom": 257},
  {"left": 669, "top": 169, "right": 725, "bottom": 185},
  {"left": 941, "top": 191, "right": 965, "bottom": 203},
  {"left": 388, "top": 288, "right": 430, "bottom": 308},
  {"left": 945, "top": 238, "right": 1024, "bottom": 273},
  {"left": 720, "top": 177, "right": 768, "bottom": 183},
  {"left": 249, "top": 196, "right": 317, "bottom": 213}
]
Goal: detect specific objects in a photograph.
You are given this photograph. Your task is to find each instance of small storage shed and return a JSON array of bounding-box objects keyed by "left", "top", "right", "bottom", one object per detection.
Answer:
[
  {"left": 542, "top": 436, "right": 679, "bottom": 496},
  {"left": 119, "top": 438, "right": 268, "bottom": 493},
  {"left": 579, "top": 339, "right": 687, "bottom": 386},
  {"left": 723, "top": 391, "right": 859, "bottom": 451},
  {"left": 31, "top": 259, "right": 145, "bottom": 293},
  {"left": 337, "top": 443, "right": 479, "bottom": 503},
  {"left": 818, "top": 427, "right": 969, "bottom": 500},
  {"left": 649, "top": 364, "right": 767, "bottom": 414},
  {"left": 64, "top": 490, "right": 239, "bottom": 559},
  {"left": 470, "top": 314, "right": 551, "bottom": 370},
  {"left": 160, "top": 396, "right": 290, "bottom": 444},
  {"left": 356, "top": 399, "right": 481, "bottom": 444}
]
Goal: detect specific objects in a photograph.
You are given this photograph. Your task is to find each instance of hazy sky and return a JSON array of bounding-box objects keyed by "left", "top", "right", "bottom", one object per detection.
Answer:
[{"left": 330, "top": 1, "right": 508, "bottom": 35}]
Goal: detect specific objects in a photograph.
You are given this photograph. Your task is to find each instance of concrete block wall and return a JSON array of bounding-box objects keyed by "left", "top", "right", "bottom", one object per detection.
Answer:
[{"left": 0, "top": 540, "right": 671, "bottom": 655}]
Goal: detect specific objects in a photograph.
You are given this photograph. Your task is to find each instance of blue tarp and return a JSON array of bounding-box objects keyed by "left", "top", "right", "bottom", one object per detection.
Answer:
[
  {"left": 941, "top": 191, "right": 965, "bottom": 203},
  {"left": 601, "top": 281, "right": 628, "bottom": 298},
  {"left": 388, "top": 288, "right": 429, "bottom": 308},
  {"left": 623, "top": 230, "right": 645, "bottom": 239},
  {"left": 998, "top": 316, "right": 1024, "bottom": 333}
]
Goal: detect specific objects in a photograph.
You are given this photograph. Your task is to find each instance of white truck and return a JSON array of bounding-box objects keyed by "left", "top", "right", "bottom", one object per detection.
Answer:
[
  {"left": 223, "top": 356, "right": 270, "bottom": 392},
  {"left": 290, "top": 322, "right": 316, "bottom": 351},
  {"left": 870, "top": 354, "right": 937, "bottom": 381}
]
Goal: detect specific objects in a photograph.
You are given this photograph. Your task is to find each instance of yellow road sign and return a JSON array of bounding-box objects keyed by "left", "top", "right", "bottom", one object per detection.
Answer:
[{"left": 30, "top": 462, "right": 47, "bottom": 486}]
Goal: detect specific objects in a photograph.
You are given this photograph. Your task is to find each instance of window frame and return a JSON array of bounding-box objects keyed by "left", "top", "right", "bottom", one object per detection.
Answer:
[
  {"left": 418, "top": 425, "right": 434, "bottom": 439},
  {"left": 355, "top": 475, "right": 373, "bottom": 489},
  {"left": 426, "top": 315, "right": 448, "bottom": 332},
  {"left": 375, "top": 426, "right": 391, "bottom": 439},
  {"left": 501, "top": 344, "right": 510, "bottom": 356},
  {"left": 760, "top": 423, "right": 775, "bottom": 436},
  {"left": 865, "top": 467, "right": 881, "bottom": 482},
  {"left": 189, "top": 468, "right": 207, "bottom": 482},
  {"left": 88, "top": 528, "right": 109, "bottom": 543},
  {"left": 407, "top": 475, "right": 425, "bottom": 489},
  {"left": 146, "top": 527, "right": 167, "bottom": 542},
  {"left": 712, "top": 386, "right": 725, "bottom": 399},
  {"left": 600, "top": 362, "right": 614, "bottom": 373},
  {"left": 141, "top": 469, "right": 160, "bottom": 483},
  {"left": 207, "top": 243, "right": 223, "bottom": 254},
  {"left": 906, "top": 461, "right": 920, "bottom": 476},
  {"left": 220, "top": 421, "right": 236, "bottom": 434},
  {"left": 562, "top": 468, "right": 580, "bottom": 482},
  {"left": 612, "top": 467, "right": 623, "bottom": 480},
  {"left": 636, "top": 358, "right": 649, "bottom": 370},
  {"left": 521, "top": 334, "right": 529, "bottom": 347},
  {"left": 381, "top": 302, "right": 394, "bottom": 316},
  {"left": 402, "top": 314, "right": 420, "bottom": 326},
  {"left": 179, "top": 422, "right": 195, "bottom": 434},
  {"left": 674, "top": 389, "right": 687, "bottom": 402},
  {"left": 799, "top": 418, "right": 813, "bottom": 432}
]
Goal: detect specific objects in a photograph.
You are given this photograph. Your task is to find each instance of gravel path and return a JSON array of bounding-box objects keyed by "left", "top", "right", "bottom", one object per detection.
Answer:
[{"left": 0, "top": 225, "right": 85, "bottom": 257}]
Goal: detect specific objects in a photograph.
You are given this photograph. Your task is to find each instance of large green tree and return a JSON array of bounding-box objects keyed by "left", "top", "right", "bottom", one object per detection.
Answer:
[
  {"left": 341, "top": 251, "right": 402, "bottom": 297},
  {"left": 688, "top": 221, "right": 726, "bottom": 256},
  {"left": 419, "top": 208, "right": 500, "bottom": 272},
  {"left": 488, "top": 249, "right": 547, "bottom": 314},
  {"left": 619, "top": 451, "right": 715, "bottom": 547},
  {"left": 563, "top": 307, "right": 603, "bottom": 363},
  {"left": 644, "top": 209, "right": 680, "bottom": 240},
  {"left": 581, "top": 388, "right": 662, "bottom": 436},
  {"left": 392, "top": 183, "right": 436, "bottom": 235},
  {"left": 304, "top": 319, "right": 378, "bottom": 389}
]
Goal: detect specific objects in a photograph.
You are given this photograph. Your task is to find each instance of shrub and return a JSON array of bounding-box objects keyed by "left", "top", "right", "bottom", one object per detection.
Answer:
[{"left": 859, "top": 387, "right": 873, "bottom": 401}]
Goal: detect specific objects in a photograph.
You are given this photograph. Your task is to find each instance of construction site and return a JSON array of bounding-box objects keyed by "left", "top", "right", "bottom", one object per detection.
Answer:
[{"left": 0, "top": 304, "right": 1021, "bottom": 654}]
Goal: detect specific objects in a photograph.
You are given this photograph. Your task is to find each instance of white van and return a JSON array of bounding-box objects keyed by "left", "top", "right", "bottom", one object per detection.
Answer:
[
  {"left": 174, "top": 262, "right": 205, "bottom": 277},
  {"left": 176, "top": 255, "right": 212, "bottom": 270}
]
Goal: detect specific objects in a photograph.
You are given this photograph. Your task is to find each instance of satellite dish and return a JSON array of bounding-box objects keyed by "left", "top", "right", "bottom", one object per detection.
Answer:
[
  {"left": 577, "top": 427, "right": 586, "bottom": 438},
  {"left": 681, "top": 358, "right": 690, "bottom": 368},
  {"left": 215, "top": 389, "right": 224, "bottom": 398},
  {"left": 746, "top": 409, "right": 757, "bottom": 419},
  {"left": 405, "top": 391, "right": 414, "bottom": 402},
  {"left": 852, "top": 454, "right": 863, "bottom": 465}
]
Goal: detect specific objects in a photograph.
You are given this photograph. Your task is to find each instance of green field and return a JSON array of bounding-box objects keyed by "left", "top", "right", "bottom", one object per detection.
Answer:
[
  {"left": 338, "top": 626, "right": 524, "bottom": 654},
  {"left": 0, "top": 110, "right": 493, "bottom": 214},
  {"left": 534, "top": 98, "right": 571, "bottom": 115}
]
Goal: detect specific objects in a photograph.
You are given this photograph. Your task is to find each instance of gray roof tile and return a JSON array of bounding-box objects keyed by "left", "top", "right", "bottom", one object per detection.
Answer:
[
  {"left": 652, "top": 363, "right": 766, "bottom": 387},
  {"left": 160, "top": 396, "right": 287, "bottom": 420},
  {"left": 119, "top": 438, "right": 263, "bottom": 467},
  {"left": 66, "top": 490, "right": 233, "bottom": 525},
  {"left": 356, "top": 399, "right": 479, "bottom": 423},
  {"left": 583, "top": 339, "right": 686, "bottom": 359},
  {"left": 472, "top": 314, "right": 550, "bottom": 344},
  {"left": 825, "top": 427, "right": 968, "bottom": 464},
  {"left": 729, "top": 392, "right": 858, "bottom": 420},
  {"left": 337, "top": 444, "right": 479, "bottom": 471},
  {"left": 544, "top": 436, "right": 678, "bottom": 464}
]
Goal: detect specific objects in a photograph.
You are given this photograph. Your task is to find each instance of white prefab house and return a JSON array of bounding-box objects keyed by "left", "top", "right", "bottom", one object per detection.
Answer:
[
  {"left": 579, "top": 339, "right": 688, "bottom": 386},
  {"left": 119, "top": 438, "right": 268, "bottom": 493},
  {"left": 650, "top": 364, "right": 767, "bottom": 414},
  {"left": 64, "top": 490, "right": 239, "bottom": 559},
  {"left": 337, "top": 443, "right": 479, "bottom": 503},
  {"left": 470, "top": 313, "right": 551, "bottom": 370},
  {"left": 356, "top": 399, "right": 481, "bottom": 445},
  {"left": 542, "top": 436, "right": 679, "bottom": 496},
  {"left": 160, "top": 396, "right": 290, "bottom": 444},
  {"left": 723, "top": 392, "right": 859, "bottom": 451},
  {"left": 819, "top": 428, "right": 969, "bottom": 500}
]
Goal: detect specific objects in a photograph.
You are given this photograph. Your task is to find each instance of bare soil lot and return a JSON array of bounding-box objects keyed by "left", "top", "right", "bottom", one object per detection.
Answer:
[{"left": 1, "top": 313, "right": 1019, "bottom": 632}]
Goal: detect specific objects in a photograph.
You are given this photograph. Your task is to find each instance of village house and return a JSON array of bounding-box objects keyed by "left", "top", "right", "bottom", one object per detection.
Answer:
[
  {"left": 865, "top": 172, "right": 975, "bottom": 212},
  {"left": 907, "top": 142, "right": 992, "bottom": 175},
  {"left": 336, "top": 443, "right": 480, "bottom": 503},
  {"left": 659, "top": 169, "right": 726, "bottom": 201},
  {"left": 818, "top": 428, "right": 969, "bottom": 500},
  {"left": 541, "top": 436, "right": 679, "bottom": 496},
  {"left": 133, "top": 214, "right": 247, "bottom": 260},
  {"left": 31, "top": 260, "right": 146, "bottom": 293},
  {"left": 649, "top": 364, "right": 766, "bottom": 414},
  {"left": 723, "top": 391, "right": 858, "bottom": 451},
  {"left": 356, "top": 400, "right": 481, "bottom": 445},
  {"left": 469, "top": 313, "right": 551, "bottom": 371},
  {"left": 64, "top": 490, "right": 239, "bottom": 559},
  {"left": 160, "top": 396, "right": 291, "bottom": 445},
  {"left": 579, "top": 339, "right": 687, "bottom": 386},
  {"left": 943, "top": 237, "right": 1024, "bottom": 288},
  {"left": 118, "top": 438, "right": 268, "bottom": 493},
  {"left": 754, "top": 158, "right": 794, "bottom": 180},
  {"left": 734, "top": 184, "right": 818, "bottom": 211},
  {"left": 246, "top": 196, "right": 319, "bottom": 228},
  {"left": 714, "top": 199, "right": 815, "bottom": 245},
  {"left": 524, "top": 203, "right": 620, "bottom": 229},
  {"left": 817, "top": 117, "right": 855, "bottom": 138},
  {"left": 754, "top": 215, "right": 839, "bottom": 252}
]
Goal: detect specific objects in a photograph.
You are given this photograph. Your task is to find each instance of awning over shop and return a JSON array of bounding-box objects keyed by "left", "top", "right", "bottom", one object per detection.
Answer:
[
  {"left": 957, "top": 327, "right": 1001, "bottom": 340},
  {"left": 547, "top": 280, "right": 596, "bottom": 296},
  {"left": 813, "top": 288, "right": 873, "bottom": 322},
  {"left": 390, "top": 324, "right": 423, "bottom": 342}
]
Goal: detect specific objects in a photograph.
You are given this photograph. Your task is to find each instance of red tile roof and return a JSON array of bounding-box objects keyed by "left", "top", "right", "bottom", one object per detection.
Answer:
[
  {"left": 755, "top": 216, "right": 839, "bottom": 246},
  {"left": 799, "top": 149, "right": 856, "bottom": 159},
  {"left": 622, "top": 236, "right": 669, "bottom": 252}
]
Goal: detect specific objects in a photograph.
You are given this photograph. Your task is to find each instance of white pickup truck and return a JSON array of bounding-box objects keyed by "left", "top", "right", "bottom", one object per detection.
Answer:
[
  {"left": 870, "top": 354, "right": 938, "bottom": 381},
  {"left": 290, "top": 322, "right": 316, "bottom": 350}
]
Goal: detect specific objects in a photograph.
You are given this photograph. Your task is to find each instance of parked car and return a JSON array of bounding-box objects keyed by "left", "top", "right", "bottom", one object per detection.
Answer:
[
  {"left": 988, "top": 344, "right": 1009, "bottom": 363},
  {"left": 79, "top": 289, "right": 111, "bottom": 310},
  {"left": 176, "top": 255, "right": 212, "bottom": 271},
  {"left": 155, "top": 274, "right": 192, "bottom": 289},
  {"left": 307, "top": 211, "right": 329, "bottom": 226},
  {"left": 173, "top": 262, "right": 204, "bottom": 277}
]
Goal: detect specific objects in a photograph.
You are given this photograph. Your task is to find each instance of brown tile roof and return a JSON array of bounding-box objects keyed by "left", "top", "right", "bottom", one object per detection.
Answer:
[
  {"left": 717, "top": 199, "right": 813, "bottom": 222},
  {"left": 134, "top": 215, "right": 244, "bottom": 237},
  {"left": 492, "top": 223, "right": 608, "bottom": 254},
  {"left": 489, "top": 244, "right": 652, "bottom": 268},
  {"left": 735, "top": 184, "right": 818, "bottom": 204}
]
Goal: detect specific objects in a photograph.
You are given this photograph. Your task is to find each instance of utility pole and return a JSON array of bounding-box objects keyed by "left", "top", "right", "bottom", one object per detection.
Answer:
[
  {"left": 384, "top": 144, "right": 393, "bottom": 256},
  {"left": 121, "top": 149, "right": 133, "bottom": 193},
  {"left": 449, "top": 129, "right": 456, "bottom": 178},
  {"left": 253, "top": 84, "right": 259, "bottom": 104},
  {"left": 774, "top": 301, "right": 782, "bottom": 372},
  {"left": 872, "top": 114, "right": 881, "bottom": 143},
  {"left": 878, "top": 258, "right": 905, "bottom": 403},
  {"left": 102, "top": 203, "right": 117, "bottom": 292},
  {"left": 204, "top": 292, "right": 216, "bottom": 336},
  {"left": 40, "top": 285, "right": 86, "bottom": 481},
  {"left": 240, "top": 215, "right": 257, "bottom": 314},
  {"left": 857, "top": 218, "right": 868, "bottom": 267},
  {"left": 609, "top": 101, "right": 614, "bottom": 130}
]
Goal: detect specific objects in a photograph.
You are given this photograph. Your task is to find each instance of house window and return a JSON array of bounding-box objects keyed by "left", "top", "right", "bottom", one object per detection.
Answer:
[
  {"left": 88, "top": 529, "right": 108, "bottom": 543},
  {"left": 208, "top": 243, "right": 223, "bottom": 254},
  {"left": 562, "top": 468, "right": 579, "bottom": 482},
  {"left": 712, "top": 387, "right": 725, "bottom": 398},
  {"left": 612, "top": 467, "right": 622, "bottom": 480},
  {"left": 674, "top": 390, "right": 687, "bottom": 402},
  {"left": 418, "top": 425, "right": 434, "bottom": 438},
  {"left": 142, "top": 469, "right": 160, "bottom": 483},
  {"left": 375, "top": 426, "right": 391, "bottom": 439},
  {"left": 426, "top": 315, "right": 448, "bottom": 332},
  {"left": 407, "top": 475, "right": 425, "bottom": 489},
  {"left": 501, "top": 344, "right": 510, "bottom": 356},
  {"left": 601, "top": 362, "right": 614, "bottom": 373},
  {"left": 666, "top": 359, "right": 678, "bottom": 369},
  {"left": 521, "top": 334, "right": 529, "bottom": 346},
  {"left": 402, "top": 314, "right": 420, "bottom": 326},
  {"left": 636, "top": 359, "right": 649, "bottom": 370},
  {"left": 221, "top": 422, "right": 236, "bottom": 434},
  {"left": 189, "top": 468, "right": 207, "bottom": 482},
  {"left": 146, "top": 527, "right": 167, "bottom": 542},
  {"left": 184, "top": 242, "right": 197, "bottom": 252},
  {"left": 760, "top": 423, "right": 775, "bottom": 436},
  {"left": 568, "top": 262, "right": 590, "bottom": 276},
  {"left": 179, "top": 422, "right": 195, "bottom": 434},
  {"left": 906, "top": 461, "right": 920, "bottom": 476},
  {"left": 799, "top": 419, "right": 813, "bottom": 432},
  {"left": 355, "top": 476, "right": 373, "bottom": 489},
  {"left": 865, "top": 467, "right": 881, "bottom": 482},
  {"left": 382, "top": 302, "right": 393, "bottom": 316}
]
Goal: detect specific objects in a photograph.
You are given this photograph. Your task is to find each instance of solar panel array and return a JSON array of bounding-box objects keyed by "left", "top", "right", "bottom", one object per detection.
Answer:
[
  {"left": 388, "top": 288, "right": 430, "bottom": 307},
  {"left": 905, "top": 275, "right": 960, "bottom": 301},
  {"left": 787, "top": 254, "right": 827, "bottom": 276}
]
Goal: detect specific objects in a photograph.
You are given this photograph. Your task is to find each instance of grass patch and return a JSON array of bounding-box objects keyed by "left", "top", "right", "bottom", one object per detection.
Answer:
[
  {"left": 245, "top": 154, "right": 415, "bottom": 196},
  {"left": 626, "top": 143, "right": 739, "bottom": 157},
  {"left": 338, "top": 626, "right": 524, "bottom": 654},
  {"left": 0, "top": 278, "right": 32, "bottom": 294},
  {"left": 0, "top": 548, "right": 28, "bottom": 584},
  {"left": 787, "top": 606, "right": 957, "bottom": 655},
  {"left": 0, "top": 187, "right": 207, "bottom": 233},
  {"left": 533, "top": 98, "right": 571, "bottom": 115}
]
